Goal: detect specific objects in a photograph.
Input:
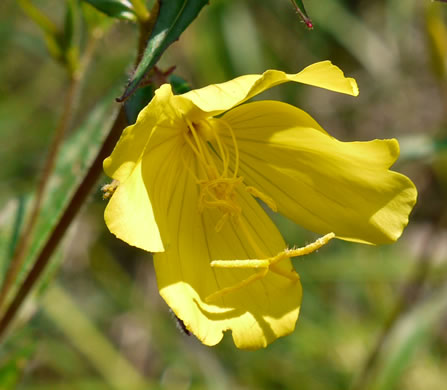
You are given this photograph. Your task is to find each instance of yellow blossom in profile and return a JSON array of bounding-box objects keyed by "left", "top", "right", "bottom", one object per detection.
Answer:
[{"left": 103, "top": 61, "right": 417, "bottom": 350}]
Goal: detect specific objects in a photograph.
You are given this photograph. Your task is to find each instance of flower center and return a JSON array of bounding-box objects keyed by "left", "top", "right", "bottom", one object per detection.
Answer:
[
  {"left": 181, "top": 116, "right": 334, "bottom": 303},
  {"left": 183, "top": 117, "right": 254, "bottom": 231}
]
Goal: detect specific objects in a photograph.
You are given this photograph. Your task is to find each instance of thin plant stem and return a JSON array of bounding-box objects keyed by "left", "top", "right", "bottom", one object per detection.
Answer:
[
  {"left": 289, "top": 0, "right": 313, "bottom": 29},
  {"left": 0, "top": 77, "right": 77, "bottom": 311},
  {"left": 0, "top": 34, "right": 100, "bottom": 313},
  {"left": 0, "top": 4, "right": 158, "bottom": 341},
  {"left": 130, "top": 0, "right": 150, "bottom": 23},
  {"left": 136, "top": 0, "right": 159, "bottom": 67},
  {"left": 0, "top": 108, "right": 128, "bottom": 340}
]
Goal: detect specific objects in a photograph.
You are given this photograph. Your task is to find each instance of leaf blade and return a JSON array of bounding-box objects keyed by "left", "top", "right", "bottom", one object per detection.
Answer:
[{"left": 117, "top": 0, "right": 208, "bottom": 102}]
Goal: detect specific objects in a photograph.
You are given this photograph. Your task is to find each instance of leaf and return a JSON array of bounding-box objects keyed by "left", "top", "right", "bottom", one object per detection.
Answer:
[
  {"left": 117, "top": 0, "right": 209, "bottom": 102},
  {"left": 24, "top": 86, "right": 123, "bottom": 279},
  {"left": 82, "top": 0, "right": 137, "bottom": 21},
  {"left": 124, "top": 84, "right": 154, "bottom": 125},
  {"left": 168, "top": 73, "right": 192, "bottom": 94},
  {"left": 124, "top": 74, "right": 192, "bottom": 124},
  {"left": 0, "top": 82, "right": 125, "bottom": 305}
]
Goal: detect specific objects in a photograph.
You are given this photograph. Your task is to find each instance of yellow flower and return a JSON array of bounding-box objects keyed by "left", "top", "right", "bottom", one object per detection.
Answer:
[{"left": 103, "top": 61, "right": 417, "bottom": 349}]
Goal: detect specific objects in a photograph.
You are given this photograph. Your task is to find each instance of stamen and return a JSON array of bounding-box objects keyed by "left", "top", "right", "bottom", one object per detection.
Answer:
[
  {"left": 182, "top": 116, "right": 336, "bottom": 303},
  {"left": 269, "top": 264, "right": 300, "bottom": 281},
  {"left": 101, "top": 180, "right": 119, "bottom": 200},
  {"left": 203, "top": 120, "right": 230, "bottom": 177},
  {"left": 217, "top": 118, "right": 240, "bottom": 178},
  {"left": 182, "top": 116, "right": 281, "bottom": 236},
  {"left": 211, "top": 259, "right": 270, "bottom": 268},
  {"left": 205, "top": 268, "right": 268, "bottom": 303},
  {"left": 185, "top": 117, "right": 205, "bottom": 161},
  {"left": 245, "top": 186, "right": 278, "bottom": 212},
  {"left": 182, "top": 130, "right": 205, "bottom": 166},
  {"left": 206, "top": 233, "right": 335, "bottom": 302},
  {"left": 284, "top": 232, "right": 335, "bottom": 257}
]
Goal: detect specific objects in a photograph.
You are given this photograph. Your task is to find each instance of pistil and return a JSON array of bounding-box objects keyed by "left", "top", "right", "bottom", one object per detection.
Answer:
[
  {"left": 182, "top": 116, "right": 334, "bottom": 303},
  {"left": 206, "top": 233, "right": 335, "bottom": 303}
]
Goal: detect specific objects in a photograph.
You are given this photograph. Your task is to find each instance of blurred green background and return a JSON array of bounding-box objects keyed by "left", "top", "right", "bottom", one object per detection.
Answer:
[{"left": 1, "top": 0, "right": 447, "bottom": 389}]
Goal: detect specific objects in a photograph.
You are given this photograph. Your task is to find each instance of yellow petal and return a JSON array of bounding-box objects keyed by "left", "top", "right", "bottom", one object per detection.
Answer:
[
  {"left": 180, "top": 60, "right": 358, "bottom": 118},
  {"left": 103, "top": 85, "right": 184, "bottom": 253},
  {"left": 104, "top": 159, "right": 163, "bottom": 252},
  {"left": 103, "top": 84, "right": 173, "bottom": 182},
  {"left": 220, "top": 100, "right": 417, "bottom": 245},
  {"left": 142, "top": 126, "right": 301, "bottom": 349}
]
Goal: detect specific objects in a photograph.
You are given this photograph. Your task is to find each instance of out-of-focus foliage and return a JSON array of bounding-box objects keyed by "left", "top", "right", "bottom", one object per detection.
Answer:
[
  {"left": 1, "top": 0, "right": 447, "bottom": 389},
  {"left": 0, "top": 85, "right": 123, "bottom": 308},
  {"left": 83, "top": 0, "right": 137, "bottom": 21}
]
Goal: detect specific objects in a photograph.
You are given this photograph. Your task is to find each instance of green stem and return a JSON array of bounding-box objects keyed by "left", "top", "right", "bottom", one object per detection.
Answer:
[
  {"left": 130, "top": 0, "right": 150, "bottom": 23},
  {"left": 0, "top": 34, "right": 99, "bottom": 313},
  {"left": 0, "top": 107, "right": 128, "bottom": 340},
  {"left": 135, "top": 0, "right": 160, "bottom": 66},
  {"left": 0, "top": 76, "right": 77, "bottom": 312},
  {"left": 289, "top": 0, "right": 313, "bottom": 28},
  {"left": 0, "top": 2, "right": 159, "bottom": 341}
]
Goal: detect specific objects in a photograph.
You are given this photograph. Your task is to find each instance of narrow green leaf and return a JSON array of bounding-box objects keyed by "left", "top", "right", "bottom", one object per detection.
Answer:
[
  {"left": 117, "top": 0, "right": 209, "bottom": 102},
  {"left": 0, "top": 82, "right": 125, "bottom": 304},
  {"left": 82, "top": 0, "right": 137, "bottom": 21},
  {"left": 22, "top": 86, "right": 123, "bottom": 281}
]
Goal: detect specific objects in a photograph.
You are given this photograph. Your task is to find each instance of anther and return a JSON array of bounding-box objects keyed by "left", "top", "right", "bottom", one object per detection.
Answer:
[{"left": 101, "top": 180, "right": 119, "bottom": 200}]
